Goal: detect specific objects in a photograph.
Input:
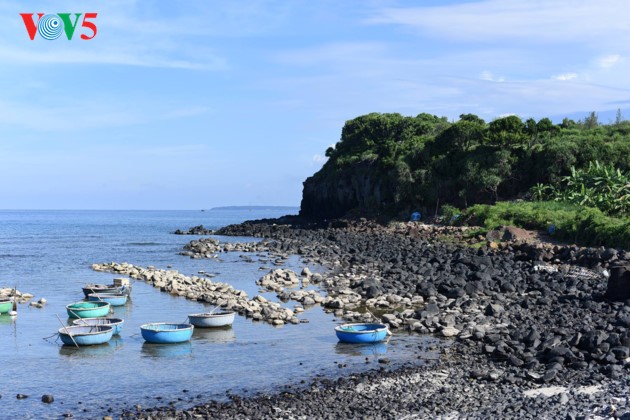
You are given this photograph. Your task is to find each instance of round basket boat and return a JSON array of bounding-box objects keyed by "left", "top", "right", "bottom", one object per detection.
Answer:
[
  {"left": 334, "top": 323, "right": 389, "bottom": 344},
  {"left": 188, "top": 311, "right": 235, "bottom": 328},
  {"left": 66, "top": 301, "right": 111, "bottom": 319},
  {"left": 73, "top": 317, "right": 124, "bottom": 335},
  {"left": 0, "top": 297, "right": 13, "bottom": 314},
  {"left": 140, "top": 323, "right": 194, "bottom": 344},
  {"left": 58, "top": 325, "right": 114, "bottom": 346},
  {"left": 82, "top": 284, "right": 122, "bottom": 298},
  {"left": 87, "top": 293, "right": 128, "bottom": 306}
]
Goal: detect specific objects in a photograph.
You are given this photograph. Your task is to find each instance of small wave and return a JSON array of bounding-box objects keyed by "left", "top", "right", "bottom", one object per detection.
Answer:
[
  {"left": 127, "top": 242, "right": 163, "bottom": 246},
  {"left": 0, "top": 254, "right": 36, "bottom": 258}
]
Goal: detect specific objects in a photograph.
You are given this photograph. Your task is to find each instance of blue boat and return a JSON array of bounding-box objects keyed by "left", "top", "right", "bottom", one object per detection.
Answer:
[
  {"left": 58, "top": 325, "right": 114, "bottom": 346},
  {"left": 335, "top": 323, "right": 390, "bottom": 344},
  {"left": 66, "top": 301, "right": 111, "bottom": 319},
  {"left": 88, "top": 293, "right": 128, "bottom": 306},
  {"left": 140, "top": 323, "right": 194, "bottom": 344},
  {"left": 73, "top": 317, "right": 124, "bottom": 335}
]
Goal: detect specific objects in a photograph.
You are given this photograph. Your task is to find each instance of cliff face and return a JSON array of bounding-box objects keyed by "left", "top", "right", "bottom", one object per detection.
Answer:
[{"left": 299, "top": 160, "right": 393, "bottom": 220}]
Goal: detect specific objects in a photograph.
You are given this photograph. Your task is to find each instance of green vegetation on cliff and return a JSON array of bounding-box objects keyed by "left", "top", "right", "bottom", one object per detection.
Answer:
[{"left": 300, "top": 112, "right": 630, "bottom": 221}]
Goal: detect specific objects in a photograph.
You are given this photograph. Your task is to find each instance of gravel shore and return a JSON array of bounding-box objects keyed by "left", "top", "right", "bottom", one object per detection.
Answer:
[{"left": 126, "top": 219, "right": 630, "bottom": 419}]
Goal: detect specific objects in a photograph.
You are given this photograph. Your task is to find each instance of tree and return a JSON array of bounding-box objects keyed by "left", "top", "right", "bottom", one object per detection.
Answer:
[
  {"left": 537, "top": 118, "right": 553, "bottom": 132},
  {"left": 459, "top": 113, "right": 486, "bottom": 125},
  {"left": 615, "top": 108, "right": 624, "bottom": 126},
  {"left": 583, "top": 111, "right": 599, "bottom": 129},
  {"left": 561, "top": 117, "right": 576, "bottom": 129},
  {"left": 437, "top": 120, "right": 485, "bottom": 153},
  {"left": 488, "top": 115, "right": 526, "bottom": 146}
]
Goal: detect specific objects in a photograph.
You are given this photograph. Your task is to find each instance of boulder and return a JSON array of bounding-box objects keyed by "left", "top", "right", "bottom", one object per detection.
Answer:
[{"left": 605, "top": 262, "right": 630, "bottom": 301}]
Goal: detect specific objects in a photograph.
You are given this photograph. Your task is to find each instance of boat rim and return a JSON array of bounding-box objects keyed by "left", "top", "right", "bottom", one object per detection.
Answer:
[
  {"left": 66, "top": 301, "right": 110, "bottom": 309},
  {"left": 72, "top": 317, "right": 123, "bottom": 325},
  {"left": 88, "top": 293, "right": 126, "bottom": 298},
  {"left": 58, "top": 325, "right": 114, "bottom": 336},
  {"left": 140, "top": 322, "right": 194, "bottom": 331},
  {"left": 334, "top": 323, "right": 388, "bottom": 334},
  {"left": 188, "top": 311, "right": 235, "bottom": 318}
]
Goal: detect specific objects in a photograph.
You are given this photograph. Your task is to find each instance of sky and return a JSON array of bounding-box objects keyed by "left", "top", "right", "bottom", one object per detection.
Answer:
[{"left": 1, "top": 0, "right": 630, "bottom": 209}]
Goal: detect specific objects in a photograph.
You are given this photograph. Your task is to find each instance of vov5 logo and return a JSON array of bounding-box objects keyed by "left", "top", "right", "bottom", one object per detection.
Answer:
[{"left": 20, "top": 13, "right": 98, "bottom": 40}]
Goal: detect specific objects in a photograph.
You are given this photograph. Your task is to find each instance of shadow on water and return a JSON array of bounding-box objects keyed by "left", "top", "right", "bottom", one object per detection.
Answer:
[
  {"left": 0, "top": 314, "right": 17, "bottom": 325},
  {"left": 192, "top": 326, "right": 236, "bottom": 344},
  {"left": 58, "top": 337, "right": 125, "bottom": 358},
  {"left": 141, "top": 342, "right": 193, "bottom": 358},
  {"left": 334, "top": 342, "right": 388, "bottom": 357}
]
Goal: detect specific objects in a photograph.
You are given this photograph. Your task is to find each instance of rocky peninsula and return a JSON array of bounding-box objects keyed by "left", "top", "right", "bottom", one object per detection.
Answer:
[{"left": 117, "top": 218, "right": 630, "bottom": 419}]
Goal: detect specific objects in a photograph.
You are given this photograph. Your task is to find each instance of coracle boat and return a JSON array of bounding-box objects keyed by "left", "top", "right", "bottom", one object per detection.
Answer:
[
  {"left": 0, "top": 297, "right": 13, "bottom": 314},
  {"left": 58, "top": 325, "right": 114, "bottom": 346},
  {"left": 334, "top": 323, "right": 390, "bottom": 344},
  {"left": 88, "top": 293, "right": 128, "bottom": 306},
  {"left": 82, "top": 283, "right": 131, "bottom": 298},
  {"left": 188, "top": 311, "right": 235, "bottom": 328},
  {"left": 72, "top": 317, "right": 124, "bottom": 335},
  {"left": 66, "top": 301, "right": 111, "bottom": 319},
  {"left": 140, "top": 323, "right": 194, "bottom": 344}
]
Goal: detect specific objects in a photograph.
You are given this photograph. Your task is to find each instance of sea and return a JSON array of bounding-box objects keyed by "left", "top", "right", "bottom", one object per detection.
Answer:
[{"left": 0, "top": 209, "right": 435, "bottom": 419}]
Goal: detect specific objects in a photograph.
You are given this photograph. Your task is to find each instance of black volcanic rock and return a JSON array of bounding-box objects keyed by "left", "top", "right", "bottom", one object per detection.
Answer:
[{"left": 606, "top": 262, "right": 630, "bottom": 301}]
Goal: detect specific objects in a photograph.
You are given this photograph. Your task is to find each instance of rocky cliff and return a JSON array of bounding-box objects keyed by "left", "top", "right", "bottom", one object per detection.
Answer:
[{"left": 299, "top": 160, "right": 393, "bottom": 219}]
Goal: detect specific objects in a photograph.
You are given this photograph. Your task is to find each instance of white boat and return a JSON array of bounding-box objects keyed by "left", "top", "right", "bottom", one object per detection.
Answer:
[{"left": 188, "top": 311, "right": 235, "bottom": 328}]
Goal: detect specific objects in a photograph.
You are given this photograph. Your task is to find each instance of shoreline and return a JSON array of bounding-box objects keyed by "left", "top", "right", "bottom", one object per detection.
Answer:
[{"left": 123, "top": 218, "right": 629, "bottom": 418}]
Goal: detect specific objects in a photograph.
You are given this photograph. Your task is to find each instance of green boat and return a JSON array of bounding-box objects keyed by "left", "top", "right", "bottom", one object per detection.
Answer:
[
  {"left": 66, "top": 301, "right": 110, "bottom": 319},
  {"left": 0, "top": 298, "right": 14, "bottom": 314}
]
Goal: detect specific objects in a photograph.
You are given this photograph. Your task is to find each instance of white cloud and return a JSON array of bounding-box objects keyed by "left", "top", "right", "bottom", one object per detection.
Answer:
[
  {"left": 480, "top": 71, "right": 505, "bottom": 82},
  {"left": 366, "top": 0, "right": 630, "bottom": 47},
  {"left": 598, "top": 54, "right": 620, "bottom": 69},
  {"left": 552, "top": 72, "right": 578, "bottom": 81}
]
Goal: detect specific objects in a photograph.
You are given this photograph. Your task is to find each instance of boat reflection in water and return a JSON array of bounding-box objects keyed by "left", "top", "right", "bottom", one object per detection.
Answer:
[
  {"left": 334, "top": 341, "right": 388, "bottom": 357},
  {"left": 58, "top": 337, "right": 124, "bottom": 358},
  {"left": 192, "top": 326, "right": 235, "bottom": 344},
  {"left": 141, "top": 341, "right": 192, "bottom": 358}
]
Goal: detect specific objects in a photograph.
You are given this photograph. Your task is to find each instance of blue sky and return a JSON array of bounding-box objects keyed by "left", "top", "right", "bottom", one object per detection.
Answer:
[{"left": 1, "top": 0, "right": 629, "bottom": 209}]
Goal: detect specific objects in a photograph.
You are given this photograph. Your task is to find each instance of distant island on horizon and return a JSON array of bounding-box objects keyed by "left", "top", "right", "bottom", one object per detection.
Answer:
[{"left": 210, "top": 206, "right": 298, "bottom": 211}]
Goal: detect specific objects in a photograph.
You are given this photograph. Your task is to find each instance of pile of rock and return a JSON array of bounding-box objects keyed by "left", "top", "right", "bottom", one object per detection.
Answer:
[
  {"left": 180, "top": 238, "right": 271, "bottom": 259},
  {"left": 0, "top": 287, "right": 34, "bottom": 304},
  {"left": 213, "top": 218, "right": 630, "bottom": 383},
  {"left": 256, "top": 269, "right": 301, "bottom": 292},
  {"left": 91, "top": 263, "right": 299, "bottom": 326},
  {"left": 172, "top": 225, "right": 215, "bottom": 235}
]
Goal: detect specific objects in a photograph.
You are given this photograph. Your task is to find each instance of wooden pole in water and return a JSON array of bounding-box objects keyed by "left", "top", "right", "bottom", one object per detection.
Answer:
[
  {"left": 56, "top": 314, "right": 79, "bottom": 348},
  {"left": 12, "top": 285, "right": 17, "bottom": 312}
]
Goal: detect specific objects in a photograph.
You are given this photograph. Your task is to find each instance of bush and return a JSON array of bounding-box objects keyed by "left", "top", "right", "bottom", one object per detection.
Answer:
[
  {"left": 462, "top": 201, "right": 630, "bottom": 249},
  {"left": 439, "top": 204, "right": 461, "bottom": 225}
]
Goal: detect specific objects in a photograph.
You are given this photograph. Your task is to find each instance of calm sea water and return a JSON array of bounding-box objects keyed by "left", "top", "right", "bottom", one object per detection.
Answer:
[{"left": 0, "top": 209, "right": 435, "bottom": 419}]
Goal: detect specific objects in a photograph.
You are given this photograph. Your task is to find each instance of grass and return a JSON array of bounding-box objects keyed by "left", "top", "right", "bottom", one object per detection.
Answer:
[{"left": 461, "top": 201, "right": 630, "bottom": 250}]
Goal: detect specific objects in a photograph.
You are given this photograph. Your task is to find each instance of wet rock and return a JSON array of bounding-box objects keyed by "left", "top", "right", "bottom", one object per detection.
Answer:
[{"left": 41, "top": 394, "right": 54, "bottom": 403}]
